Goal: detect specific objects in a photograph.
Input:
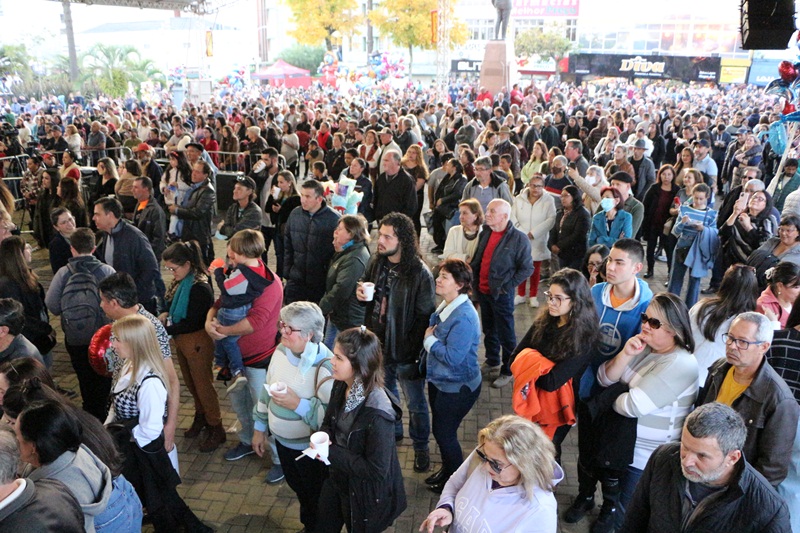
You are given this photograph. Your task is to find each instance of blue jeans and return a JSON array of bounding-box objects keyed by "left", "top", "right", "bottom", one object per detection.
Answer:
[
  {"left": 668, "top": 247, "right": 701, "bottom": 308},
  {"left": 228, "top": 365, "right": 280, "bottom": 465},
  {"left": 95, "top": 475, "right": 143, "bottom": 532},
  {"left": 429, "top": 382, "right": 481, "bottom": 475},
  {"left": 617, "top": 465, "right": 644, "bottom": 528},
  {"left": 323, "top": 321, "right": 339, "bottom": 351},
  {"left": 477, "top": 290, "right": 517, "bottom": 375},
  {"left": 214, "top": 304, "right": 251, "bottom": 375},
  {"left": 384, "top": 364, "right": 430, "bottom": 452}
]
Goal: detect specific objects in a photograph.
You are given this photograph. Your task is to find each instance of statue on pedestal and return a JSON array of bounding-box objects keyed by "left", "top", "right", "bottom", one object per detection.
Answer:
[{"left": 492, "top": 0, "right": 512, "bottom": 40}]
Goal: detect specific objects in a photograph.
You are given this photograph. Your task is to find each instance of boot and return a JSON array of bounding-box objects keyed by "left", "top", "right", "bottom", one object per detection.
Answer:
[
  {"left": 184, "top": 413, "right": 207, "bottom": 439},
  {"left": 198, "top": 423, "right": 226, "bottom": 453},
  {"left": 563, "top": 494, "right": 595, "bottom": 523},
  {"left": 590, "top": 475, "right": 620, "bottom": 533}
]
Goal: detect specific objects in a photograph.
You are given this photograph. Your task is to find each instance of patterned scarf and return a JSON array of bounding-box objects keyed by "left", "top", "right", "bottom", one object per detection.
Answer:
[{"left": 344, "top": 377, "right": 365, "bottom": 413}]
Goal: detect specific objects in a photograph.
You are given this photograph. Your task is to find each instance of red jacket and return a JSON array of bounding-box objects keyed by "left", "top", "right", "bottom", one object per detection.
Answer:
[{"left": 510, "top": 348, "right": 576, "bottom": 438}]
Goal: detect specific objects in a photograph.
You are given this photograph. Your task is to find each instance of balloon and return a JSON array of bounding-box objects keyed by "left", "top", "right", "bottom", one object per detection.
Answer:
[
  {"left": 769, "top": 121, "right": 788, "bottom": 155},
  {"left": 88, "top": 324, "right": 114, "bottom": 378},
  {"left": 785, "top": 102, "right": 797, "bottom": 115},
  {"left": 780, "top": 60, "right": 798, "bottom": 83},
  {"left": 766, "top": 78, "right": 794, "bottom": 100}
]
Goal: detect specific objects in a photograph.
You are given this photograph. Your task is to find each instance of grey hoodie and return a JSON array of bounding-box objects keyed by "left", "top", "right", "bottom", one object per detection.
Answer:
[{"left": 28, "top": 444, "right": 112, "bottom": 533}]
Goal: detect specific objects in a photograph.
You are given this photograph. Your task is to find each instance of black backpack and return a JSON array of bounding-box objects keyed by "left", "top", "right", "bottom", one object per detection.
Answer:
[{"left": 61, "top": 263, "right": 107, "bottom": 346}]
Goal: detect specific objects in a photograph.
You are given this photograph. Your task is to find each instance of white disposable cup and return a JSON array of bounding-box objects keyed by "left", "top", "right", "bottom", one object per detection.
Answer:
[
  {"left": 361, "top": 282, "right": 375, "bottom": 301},
  {"left": 272, "top": 186, "right": 281, "bottom": 199},
  {"left": 269, "top": 382, "right": 287, "bottom": 395},
  {"left": 310, "top": 431, "right": 329, "bottom": 458}
]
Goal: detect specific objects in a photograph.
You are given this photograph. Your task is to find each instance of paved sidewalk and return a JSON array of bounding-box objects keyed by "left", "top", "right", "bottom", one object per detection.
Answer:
[{"left": 29, "top": 227, "right": 679, "bottom": 532}]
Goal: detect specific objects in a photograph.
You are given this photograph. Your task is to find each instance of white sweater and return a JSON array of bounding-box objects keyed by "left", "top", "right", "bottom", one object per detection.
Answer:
[{"left": 511, "top": 191, "right": 556, "bottom": 261}]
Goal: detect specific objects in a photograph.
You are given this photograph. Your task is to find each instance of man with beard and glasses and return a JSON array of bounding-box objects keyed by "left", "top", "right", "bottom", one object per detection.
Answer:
[{"left": 620, "top": 402, "right": 790, "bottom": 532}]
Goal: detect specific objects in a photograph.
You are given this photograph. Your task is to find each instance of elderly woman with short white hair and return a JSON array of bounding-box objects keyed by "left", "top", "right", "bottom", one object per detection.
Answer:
[
  {"left": 570, "top": 164, "right": 608, "bottom": 214},
  {"left": 252, "top": 301, "right": 334, "bottom": 533}
]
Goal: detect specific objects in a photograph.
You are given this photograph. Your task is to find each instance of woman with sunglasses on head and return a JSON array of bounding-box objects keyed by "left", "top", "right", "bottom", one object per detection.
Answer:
[
  {"left": 596, "top": 292, "right": 698, "bottom": 528},
  {"left": 756, "top": 262, "right": 800, "bottom": 329},
  {"left": 690, "top": 264, "right": 759, "bottom": 384},
  {"left": 419, "top": 415, "right": 563, "bottom": 533},
  {"left": 508, "top": 268, "right": 599, "bottom": 462},
  {"left": 314, "top": 326, "right": 406, "bottom": 533}
]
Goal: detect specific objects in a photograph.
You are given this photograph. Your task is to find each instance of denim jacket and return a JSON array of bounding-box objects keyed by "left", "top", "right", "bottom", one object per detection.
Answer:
[{"left": 423, "top": 294, "right": 481, "bottom": 391}]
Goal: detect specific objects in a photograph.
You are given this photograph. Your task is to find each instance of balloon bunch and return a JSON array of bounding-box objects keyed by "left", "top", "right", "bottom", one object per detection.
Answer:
[{"left": 765, "top": 61, "right": 800, "bottom": 115}]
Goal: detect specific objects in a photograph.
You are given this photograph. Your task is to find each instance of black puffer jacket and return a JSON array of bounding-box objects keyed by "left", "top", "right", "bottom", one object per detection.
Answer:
[
  {"left": 176, "top": 179, "right": 216, "bottom": 250},
  {"left": 362, "top": 255, "right": 435, "bottom": 370},
  {"left": 94, "top": 219, "right": 160, "bottom": 303},
  {"left": 321, "top": 381, "right": 407, "bottom": 533},
  {"left": 283, "top": 204, "right": 340, "bottom": 303},
  {"left": 319, "top": 241, "right": 370, "bottom": 331},
  {"left": 620, "top": 442, "right": 791, "bottom": 533}
]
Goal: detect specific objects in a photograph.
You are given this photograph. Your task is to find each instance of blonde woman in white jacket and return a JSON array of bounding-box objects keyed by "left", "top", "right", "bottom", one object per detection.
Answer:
[{"left": 511, "top": 175, "right": 556, "bottom": 307}]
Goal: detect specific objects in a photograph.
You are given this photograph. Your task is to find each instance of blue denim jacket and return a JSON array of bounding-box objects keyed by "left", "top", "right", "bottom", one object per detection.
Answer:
[{"left": 423, "top": 294, "right": 481, "bottom": 392}]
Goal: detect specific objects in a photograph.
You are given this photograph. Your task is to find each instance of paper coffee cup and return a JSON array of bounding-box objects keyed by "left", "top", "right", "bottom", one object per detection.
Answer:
[
  {"left": 269, "top": 382, "right": 287, "bottom": 395},
  {"left": 310, "top": 431, "right": 329, "bottom": 458},
  {"left": 272, "top": 186, "right": 281, "bottom": 199},
  {"left": 361, "top": 282, "right": 375, "bottom": 301}
]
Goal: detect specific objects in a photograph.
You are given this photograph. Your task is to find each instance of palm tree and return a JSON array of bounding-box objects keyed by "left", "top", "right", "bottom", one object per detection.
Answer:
[{"left": 80, "top": 44, "right": 164, "bottom": 98}]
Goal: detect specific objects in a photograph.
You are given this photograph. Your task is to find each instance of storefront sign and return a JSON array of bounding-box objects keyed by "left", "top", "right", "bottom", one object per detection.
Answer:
[
  {"left": 747, "top": 59, "right": 783, "bottom": 86},
  {"left": 451, "top": 59, "right": 482, "bottom": 72},
  {"left": 512, "top": 0, "right": 579, "bottom": 18},
  {"left": 568, "top": 53, "right": 721, "bottom": 82}
]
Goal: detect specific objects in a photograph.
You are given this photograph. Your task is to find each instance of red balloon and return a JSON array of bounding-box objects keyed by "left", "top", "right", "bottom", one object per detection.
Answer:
[
  {"left": 88, "top": 324, "right": 114, "bottom": 377},
  {"left": 779, "top": 61, "right": 798, "bottom": 83},
  {"left": 785, "top": 102, "right": 797, "bottom": 115}
]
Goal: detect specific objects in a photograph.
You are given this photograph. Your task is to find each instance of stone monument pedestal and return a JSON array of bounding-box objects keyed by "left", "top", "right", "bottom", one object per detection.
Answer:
[{"left": 479, "top": 41, "right": 515, "bottom": 95}]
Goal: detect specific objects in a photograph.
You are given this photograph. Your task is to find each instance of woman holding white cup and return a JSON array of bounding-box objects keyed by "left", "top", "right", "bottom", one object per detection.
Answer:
[
  {"left": 251, "top": 302, "right": 334, "bottom": 533},
  {"left": 315, "top": 326, "right": 407, "bottom": 533}
]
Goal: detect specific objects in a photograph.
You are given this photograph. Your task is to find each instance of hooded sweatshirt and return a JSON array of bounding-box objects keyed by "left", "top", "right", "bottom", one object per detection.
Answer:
[
  {"left": 437, "top": 449, "right": 564, "bottom": 533},
  {"left": 579, "top": 278, "right": 653, "bottom": 399},
  {"left": 28, "top": 444, "right": 112, "bottom": 533}
]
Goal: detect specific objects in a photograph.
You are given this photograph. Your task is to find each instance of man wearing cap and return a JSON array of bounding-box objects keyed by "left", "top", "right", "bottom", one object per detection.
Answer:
[
  {"left": 45, "top": 126, "right": 69, "bottom": 165},
  {"left": 164, "top": 122, "right": 192, "bottom": 153},
  {"left": 134, "top": 142, "right": 164, "bottom": 202},
  {"left": 629, "top": 138, "right": 656, "bottom": 201},
  {"left": 625, "top": 126, "right": 653, "bottom": 158},
  {"left": 377, "top": 127, "right": 402, "bottom": 175},
  {"left": 523, "top": 115, "right": 542, "bottom": 156},
  {"left": 493, "top": 126, "right": 520, "bottom": 180},
  {"left": 693, "top": 139, "right": 719, "bottom": 195},
  {"left": 218, "top": 176, "right": 263, "bottom": 239},
  {"left": 185, "top": 141, "right": 218, "bottom": 186},
  {"left": 610, "top": 172, "right": 645, "bottom": 236}
]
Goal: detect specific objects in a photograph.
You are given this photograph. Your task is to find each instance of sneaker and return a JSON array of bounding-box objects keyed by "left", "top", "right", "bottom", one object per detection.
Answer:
[
  {"left": 590, "top": 502, "right": 617, "bottom": 533},
  {"left": 215, "top": 366, "right": 232, "bottom": 382},
  {"left": 529, "top": 297, "right": 539, "bottom": 308},
  {"left": 226, "top": 374, "right": 248, "bottom": 394},
  {"left": 563, "top": 495, "right": 595, "bottom": 523},
  {"left": 513, "top": 295, "right": 527, "bottom": 306},
  {"left": 700, "top": 286, "right": 718, "bottom": 295},
  {"left": 480, "top": 363, "right": 501, "bottom": 380},
  {"left": 265, "top": 464, "right": 285, "bottom": 484},
  {"left": 431, "top": 246, "right": 444, "bottom": 254},
  {"left": 224, "top": 442, "right": 255, "bottom": 461},
  {"left": 656, "top": 252, "right": 667, "bottom": 262},
  {"left": 491, "top": 374, "right": 513, "bottom": 389},
  {"left": 414, "top": 450, "right": 431, "bottom": 473}
]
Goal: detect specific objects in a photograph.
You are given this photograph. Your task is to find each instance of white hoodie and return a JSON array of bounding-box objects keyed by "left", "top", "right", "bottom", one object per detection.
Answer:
[{"left": 437, "top": 450, "right": 564, "bottom": 533}]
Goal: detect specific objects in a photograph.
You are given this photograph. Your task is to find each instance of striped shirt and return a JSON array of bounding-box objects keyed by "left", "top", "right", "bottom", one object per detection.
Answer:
[{"left": 767, "top": 328, "right": 800, "bottom": 402}]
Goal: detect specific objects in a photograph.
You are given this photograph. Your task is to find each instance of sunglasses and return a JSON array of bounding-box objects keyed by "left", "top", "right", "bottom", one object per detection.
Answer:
[
  {"left": 475, "top": 446, "right": 512, "bottom": 475},
  {"left": 641, "top": 313, "right": 663, "bottom": 330}
]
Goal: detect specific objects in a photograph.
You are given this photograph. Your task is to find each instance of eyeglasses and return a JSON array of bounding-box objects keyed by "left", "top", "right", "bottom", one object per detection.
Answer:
[
  {"left": 722, "top": 333, "right": 765, "bottom": 351},
  {"left": 163, "top": 264, "right": 182, "bottom": 273},
  {"left": 544, "top": 291, "right": 570, "bottom": 305},
  {"left": 750, "top": 196, "right": 766, "bottom": 203},
  {"left": 641, "top": 313, "right": 664, "bottom": 329},
  {"left": 530, "top": 184, "right": 544, "bottom": 189},
  {"left": 475, "top": 446, "right": 512, "bottom": 475},
  {"left": 278, "top": 320, "right": 302, "bottom": 335},
  {"left": 587, "top": 261, "right": 604, "bottom": 269}
]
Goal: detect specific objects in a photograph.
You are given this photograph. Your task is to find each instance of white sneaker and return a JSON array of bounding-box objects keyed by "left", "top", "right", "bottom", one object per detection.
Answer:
[
  {"left": 226, "top": 374, "right": 248, "bottom": 394},
  {"left": 491, "top": 374, "right": 513, "bottom": 389},
  {"left": 529, "top": 297, "right": 539, "bottom": 307},
  {"left": 656, "top": 252, "right": 667, "bottom": 262},
  {"left": 514, "top": 295, "right": 527, "bottom": 306}
]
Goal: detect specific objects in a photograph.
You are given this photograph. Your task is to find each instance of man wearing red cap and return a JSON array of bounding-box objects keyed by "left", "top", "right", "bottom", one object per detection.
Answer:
[{"left": 134, "top": 143, "right": 163, "bottom": 202}]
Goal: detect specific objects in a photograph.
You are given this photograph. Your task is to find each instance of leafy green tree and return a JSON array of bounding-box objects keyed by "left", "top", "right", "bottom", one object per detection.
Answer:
[
  {"left": 277, "top": 45, "right": 327, "bottom": 73},
  {"left": 515, "top": 25, "right": 574, "bottom": 76},
  {"left": 80, "top": 44, "right": 164, "bottom": 98},
  {"left": 0, "top": 45, "right": 33, "bottom": 80},
  {"left": 370, "top": 0, "right": 468, "bottom": 76}
]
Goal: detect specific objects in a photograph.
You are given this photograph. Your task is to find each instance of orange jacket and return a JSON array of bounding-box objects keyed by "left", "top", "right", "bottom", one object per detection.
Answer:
[{"left": 510, "top": 348, "right": 576, "bottom": 439}]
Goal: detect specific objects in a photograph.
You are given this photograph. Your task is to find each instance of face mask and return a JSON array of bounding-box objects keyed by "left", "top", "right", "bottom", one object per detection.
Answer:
[{"left": 600, "top": 197, "right": 616, "bottom": 212}]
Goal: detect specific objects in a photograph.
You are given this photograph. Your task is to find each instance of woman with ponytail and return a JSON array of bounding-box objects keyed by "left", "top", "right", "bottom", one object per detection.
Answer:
[{"left": 159, "top": 240, "right": 223, "bottom": 452}]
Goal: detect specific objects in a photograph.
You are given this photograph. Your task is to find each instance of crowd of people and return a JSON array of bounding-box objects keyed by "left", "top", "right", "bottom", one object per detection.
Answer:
[{"left": 0, "top": 76, "right": 799, "bottom": 532}]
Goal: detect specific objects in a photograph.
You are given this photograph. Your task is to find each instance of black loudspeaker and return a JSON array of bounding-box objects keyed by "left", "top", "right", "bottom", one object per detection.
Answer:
[
  {"left": 741, "top": 0, "right": 797, "bottom": 50},
  {"left": 216, "top": 172, "right": 243, "bottom": 212}
]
